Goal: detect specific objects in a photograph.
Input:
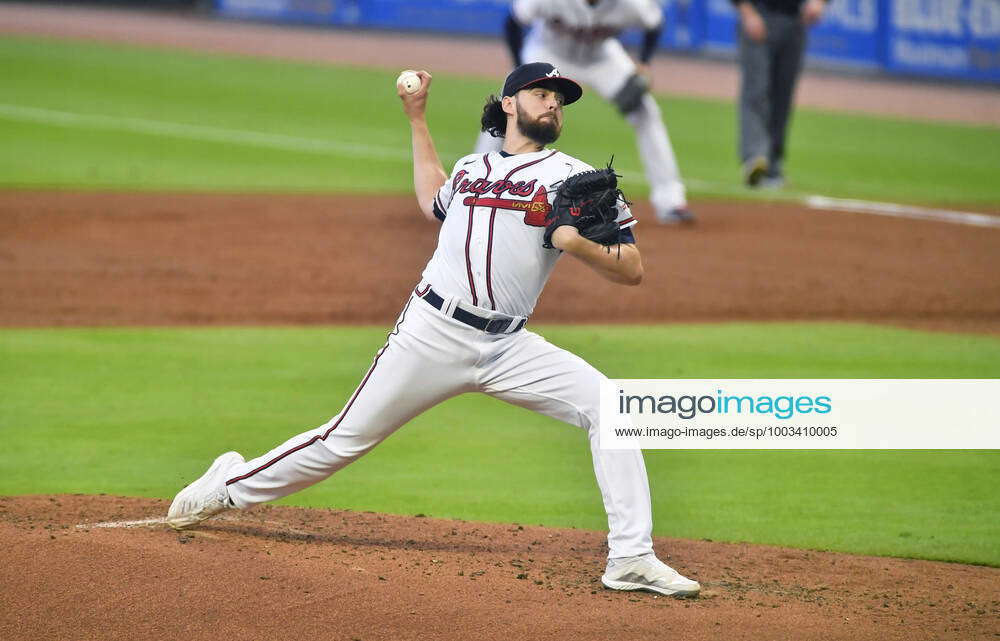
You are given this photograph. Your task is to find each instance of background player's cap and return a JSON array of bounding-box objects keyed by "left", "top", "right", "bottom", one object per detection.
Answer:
[{"left": 502, "top": 62, "right": 583, "bottom": 105}]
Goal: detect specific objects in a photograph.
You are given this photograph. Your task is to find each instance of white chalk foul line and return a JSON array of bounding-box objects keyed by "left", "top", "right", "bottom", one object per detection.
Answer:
[
  {"left": 806, "top": 195, "right": 1000, "bottom": 229},
  {"left": 0, "top": 103, "right": 411, "bottom": 161}
]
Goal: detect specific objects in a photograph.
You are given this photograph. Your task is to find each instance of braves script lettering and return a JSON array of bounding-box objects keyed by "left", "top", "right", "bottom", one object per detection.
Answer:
[
  {"left": 455, "top": 171, "right": 551, "bottom": 226},
  {"left": 453, "top": 171, "right": 538, "bottom": 198}
]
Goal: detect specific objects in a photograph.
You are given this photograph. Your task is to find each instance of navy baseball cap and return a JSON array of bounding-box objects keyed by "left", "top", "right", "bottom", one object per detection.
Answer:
[{"left": 502, "top": 62, "right": 583, "bottom": 105}]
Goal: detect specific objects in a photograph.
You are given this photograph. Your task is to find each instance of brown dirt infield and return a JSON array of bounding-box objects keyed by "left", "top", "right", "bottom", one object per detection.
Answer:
[
  {"left": 2, "top": 495, "right": 998, "bottom": 641},
  {"left": 2, "top": 191, "right": 999, "bottom": 332}
]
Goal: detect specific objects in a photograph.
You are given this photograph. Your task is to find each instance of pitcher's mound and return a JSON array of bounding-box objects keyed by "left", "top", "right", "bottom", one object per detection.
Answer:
[{"left": 1, "top": 494, "right": 996, "bottom": 640}]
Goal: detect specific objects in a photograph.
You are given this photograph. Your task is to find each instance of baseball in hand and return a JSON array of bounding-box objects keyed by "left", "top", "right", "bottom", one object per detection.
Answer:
[{"left": 396, "top": 70, "right": 422, "bottom": 94}]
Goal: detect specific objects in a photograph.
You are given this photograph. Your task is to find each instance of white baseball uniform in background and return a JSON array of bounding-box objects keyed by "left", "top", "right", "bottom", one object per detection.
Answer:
[
  {"left": 222, "top": 148, "right": 655, "bottom": 559},
  {"left": 475, "top": 0, "right": 689, "bottom": 218}
]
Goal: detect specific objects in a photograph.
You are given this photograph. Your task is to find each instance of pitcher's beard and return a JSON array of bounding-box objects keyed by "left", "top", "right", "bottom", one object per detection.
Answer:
[{"left": 516, "top": 105, "right": 561, "bottom": 145}]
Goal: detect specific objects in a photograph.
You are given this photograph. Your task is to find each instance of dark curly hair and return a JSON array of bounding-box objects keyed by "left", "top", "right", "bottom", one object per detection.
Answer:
[{"left": 480, "top": 94, "right": 507, "bottom": 138}]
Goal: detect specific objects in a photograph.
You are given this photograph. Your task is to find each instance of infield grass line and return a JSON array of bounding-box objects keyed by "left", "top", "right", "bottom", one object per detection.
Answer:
[
  {"left": 0, "top": 100, "right": 665, "bottom": 192},
  {"left": 0, "top": 102, "right": 414, "bottom": 162},
  {"left": 3, "top": 101, "right": 997, "bottom": 226},
  {"left": 0, "top": 101, "right": 689, "bottom": 198}
]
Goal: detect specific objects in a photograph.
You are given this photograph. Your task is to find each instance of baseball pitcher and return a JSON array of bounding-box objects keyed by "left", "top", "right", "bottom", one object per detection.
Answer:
[{"left": 167, "top": 62, "right": 700, "bottom": 598}]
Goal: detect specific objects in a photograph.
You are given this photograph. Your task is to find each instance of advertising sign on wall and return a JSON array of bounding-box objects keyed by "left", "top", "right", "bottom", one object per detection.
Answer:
[
  {"left": 215, "top": 0, "right": 1000, "bottom": 83},
  {"left": 808, "top": 0, "right": 883, "bottom": 68},
  {"left": 885, "top": 0, "right": 1000, "bottom": 82}
]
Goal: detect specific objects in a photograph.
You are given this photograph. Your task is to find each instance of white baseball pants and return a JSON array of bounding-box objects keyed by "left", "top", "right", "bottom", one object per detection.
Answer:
[{"left": 225, "top": 292, "right": 654, "bottom": 558}]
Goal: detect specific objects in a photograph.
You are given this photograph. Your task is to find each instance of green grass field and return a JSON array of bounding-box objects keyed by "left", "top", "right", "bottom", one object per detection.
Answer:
[
  {"left": 1, "top": 35, "right": 998, "bottom": 567},
  {"left": 2, "top": 325, "right": 998, "bottom": 566},
  {"left": 2, "top": 36, "right": 999, "bottom": 206}
]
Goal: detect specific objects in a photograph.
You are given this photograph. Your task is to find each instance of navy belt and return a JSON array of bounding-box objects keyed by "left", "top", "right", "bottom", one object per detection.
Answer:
[{"left": 420, "top": 288, "right": 526, "bottom": 334}]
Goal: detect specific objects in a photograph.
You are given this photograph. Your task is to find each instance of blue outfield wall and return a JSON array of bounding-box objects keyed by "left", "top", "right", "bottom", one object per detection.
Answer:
[{"left": 215, "top": 0, "right": 1000, "bottom": 83}]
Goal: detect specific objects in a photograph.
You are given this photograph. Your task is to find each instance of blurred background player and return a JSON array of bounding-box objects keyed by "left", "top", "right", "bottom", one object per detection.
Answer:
[
  {"left": 474, "top": 0, "right": 695, "bottom": 225},
  {"left": 734, "top": 0, "right": 828, "bottom": 189}
]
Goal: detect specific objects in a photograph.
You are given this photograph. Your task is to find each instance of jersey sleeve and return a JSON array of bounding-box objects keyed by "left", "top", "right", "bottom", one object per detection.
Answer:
[
  {"left": 615, "top": 199, "right": 638, "bottom": 233},
  {"left": 433, "top": 155, "right": 474, "bottom": 222},
  {"left": 431, "top": 194, "right": 448, "bottom": 222},
  {"left": 614, "top": 185, "right": 637, "bottom": 243},
  {"left": 512, "top": 0, "right": 544, "bottom": 24}
]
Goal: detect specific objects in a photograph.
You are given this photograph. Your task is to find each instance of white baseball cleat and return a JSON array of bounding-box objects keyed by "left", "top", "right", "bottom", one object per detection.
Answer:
[
  {"left": 601, "top": 553, "right": 701, "bottom": 597},
  {"left": 167, "top": 451, "right": 244, "bottom": 530}
]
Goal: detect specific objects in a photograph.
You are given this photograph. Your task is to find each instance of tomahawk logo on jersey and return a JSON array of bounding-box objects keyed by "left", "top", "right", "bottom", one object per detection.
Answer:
[{"left": 423, "top": 149, "right": 636, "bottom": 317}]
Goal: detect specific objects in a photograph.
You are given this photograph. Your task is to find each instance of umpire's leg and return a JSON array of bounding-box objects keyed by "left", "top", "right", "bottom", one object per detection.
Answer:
[
  {"left": 738, "top": 22, "right": 772, "bottom": 165},
  {"left": 767, "top": 13, "right": 807, "bottom": 178}
]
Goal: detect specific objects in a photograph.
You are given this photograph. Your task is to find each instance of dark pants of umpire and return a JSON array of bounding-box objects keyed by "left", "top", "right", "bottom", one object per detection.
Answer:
[{"left": 738, "top": 10, "right": 807, "bottom": 178}]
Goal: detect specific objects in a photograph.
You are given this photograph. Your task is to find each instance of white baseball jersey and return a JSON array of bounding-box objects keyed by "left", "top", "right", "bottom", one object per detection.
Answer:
[
  {"left": 423, "top": 149, "right": 637, "bottom": 318},
  {"left": 514, "top": 0, "right": 663, "bottom": 63}
]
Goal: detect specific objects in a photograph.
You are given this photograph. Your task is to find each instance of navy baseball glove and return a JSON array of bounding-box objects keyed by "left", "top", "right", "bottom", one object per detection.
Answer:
[{"left": 543, "top": 164, "right": 626, "bottom": 249}]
